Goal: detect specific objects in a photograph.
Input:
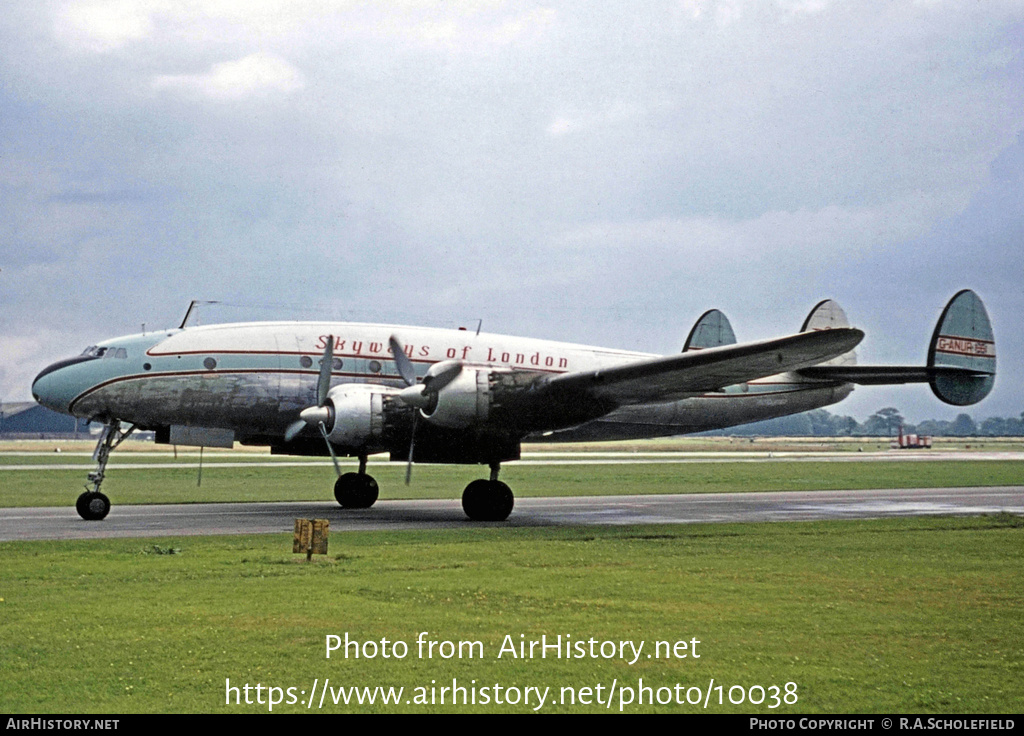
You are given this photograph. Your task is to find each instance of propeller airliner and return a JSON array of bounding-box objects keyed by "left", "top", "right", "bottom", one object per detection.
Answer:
[{"left": 32, "top": 290, "right": 995, "bottom": 522}]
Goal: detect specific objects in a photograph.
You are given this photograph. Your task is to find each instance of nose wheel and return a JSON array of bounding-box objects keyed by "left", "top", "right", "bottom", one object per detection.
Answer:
[
  {"left": 76, "top": 491, "right": 111, "bottom": 521},
  {"left": 75, "top": 421, "right": 135, "bottom": 521}
]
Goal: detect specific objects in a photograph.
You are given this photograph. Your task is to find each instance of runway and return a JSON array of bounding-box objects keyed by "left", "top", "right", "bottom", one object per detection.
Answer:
[
  {"left": 2, "top": 486, "right": 1022, "bottom": 541},
  {"left": 4, "top": 449, "right": 1024, "bottom": 470}
]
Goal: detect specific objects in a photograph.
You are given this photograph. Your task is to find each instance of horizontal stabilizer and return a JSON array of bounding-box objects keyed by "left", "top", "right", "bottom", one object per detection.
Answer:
[
  {"left": 798, "top": 290, "right": 995, "bottom": 406},
  {"left": 798, "top": 365, "right": 988, "bottom": 385}
]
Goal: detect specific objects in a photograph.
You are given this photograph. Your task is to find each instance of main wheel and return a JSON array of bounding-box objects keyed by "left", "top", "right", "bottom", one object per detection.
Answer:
[
  {"left": 462, "top": 479, "right": 514, "bottom": 521},
  {"left": 334, "top": 473, "right": 379, "bottom": 509},
  {"left": 76, "top": 491, "right": 110, "bottom": 521}
]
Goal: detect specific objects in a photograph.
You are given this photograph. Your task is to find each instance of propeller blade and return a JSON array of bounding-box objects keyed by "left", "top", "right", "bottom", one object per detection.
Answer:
[
  {"left": 284, "top": 405, "right": 332, "bottom": 442},
  {"left": 390, "top": 339, "right": 463, "bottom": 487},
  {"left": 389, "top": 335, "right": 417, "bottom": 387},
  {"left": 316, "top": 336, "right": 334, "bottom": 407},
  {"left": 405, "top": 412, "right": 418, "bottom": 485},
  {"left": 284, "top": 419, "right": 306, "bottom": 443},
  {"left": 394, "top": 360, "right": 463, "bottom": 408},
  {"left": 284, "top": 337, "right": 335, "bottom": 444},
  {"left": 317, "top": 421, "right": 342, "bottom": 478},
  {"left": 423, "top": 360, "right": 462, "bottom": 392}
]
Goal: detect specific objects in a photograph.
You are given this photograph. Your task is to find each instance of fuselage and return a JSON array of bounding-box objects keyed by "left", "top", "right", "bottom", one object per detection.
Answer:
[
  {"left": 32, "top": 321, "right": 852, "bottom": 449},
  {"left": 31, "top": 291, "right": 991, "bottom": 524}
]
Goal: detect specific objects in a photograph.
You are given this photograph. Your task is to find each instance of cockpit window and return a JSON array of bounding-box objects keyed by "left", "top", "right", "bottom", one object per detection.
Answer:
[{"left": 81, "top": 346, "right": 127, "bottom": 359}]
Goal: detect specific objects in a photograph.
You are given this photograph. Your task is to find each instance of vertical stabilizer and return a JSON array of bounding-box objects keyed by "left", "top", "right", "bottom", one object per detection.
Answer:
[
  {"left": 928, "top": 289, "right": 995, "bottom": 405},
  {"left": 801, "top": 299, "right": 850, "bottom": 332},
  {"left": 683, "top": 309, "right": 737, "bottom": 352},
  {"left": 800, "top": 300, "right": 856, "bottom": 367}
]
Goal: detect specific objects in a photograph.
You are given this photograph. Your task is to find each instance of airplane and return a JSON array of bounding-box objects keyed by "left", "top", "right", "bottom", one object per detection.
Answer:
[{"left": 31, "top": 289, "right": 995, "bottom": 523}]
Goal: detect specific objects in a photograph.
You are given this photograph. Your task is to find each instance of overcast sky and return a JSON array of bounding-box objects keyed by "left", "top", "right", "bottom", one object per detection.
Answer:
[{"left": 2, "top": 0, "right": 1021, "bottom": 423}]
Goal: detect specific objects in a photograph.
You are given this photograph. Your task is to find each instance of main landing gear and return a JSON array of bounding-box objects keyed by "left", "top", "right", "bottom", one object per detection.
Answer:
[
  {"left": 461, "top": 462, "right": 514, "bottom": 522},
  {"left": 333, "top": 455, "right": 379, "bottom": 509},
  {"left": 328, "top": 458, "right": 514, "bottom": 521},
  {"left": 76, "top": 422, "right": 135, "bottom": 521}
]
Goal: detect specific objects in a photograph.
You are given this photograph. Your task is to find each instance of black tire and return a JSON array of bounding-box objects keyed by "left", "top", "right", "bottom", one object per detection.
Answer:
[
  {"left": 353, "top": 474, "right": 379, "bottom": 509},
  {"left": 76, "top": 491, "right": 110, "bottom": 521},
  {"left": 334, "top": 473, "right": 379, "bottom": 509},
  {"left": 462, "top": 479, "right": 514, "bottom": 521}
]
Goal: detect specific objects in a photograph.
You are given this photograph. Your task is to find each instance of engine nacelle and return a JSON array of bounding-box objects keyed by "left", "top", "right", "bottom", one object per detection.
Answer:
[
  {"left": 323, "top": 384, "right": 396, "bottom": 447},
  {"left": 421, "top": 368, "right": 491, "bottom": 429}
]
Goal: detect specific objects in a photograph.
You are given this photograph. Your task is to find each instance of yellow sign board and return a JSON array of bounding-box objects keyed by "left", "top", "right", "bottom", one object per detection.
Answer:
[{"left": 293, "top": 519, "right": 330, "bottom": 560}]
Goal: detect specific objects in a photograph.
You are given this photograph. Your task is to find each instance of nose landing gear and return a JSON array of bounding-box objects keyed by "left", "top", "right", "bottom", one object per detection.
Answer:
[{"left": 76, "top": 422, "right": 135, "bottom": 520}]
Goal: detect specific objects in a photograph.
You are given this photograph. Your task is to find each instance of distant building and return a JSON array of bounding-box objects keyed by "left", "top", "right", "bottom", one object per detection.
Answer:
[{"left": 0, "top": 403, "right": 92, "bottom": 438}]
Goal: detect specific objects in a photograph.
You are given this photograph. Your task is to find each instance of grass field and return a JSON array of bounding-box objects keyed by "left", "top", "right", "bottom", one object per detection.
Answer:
[
  {"left": 2, "top": 461, "right": 1023, "bottom": 508},
  {"left": 1, "top": 516, "right": 1022, "bottom": 714},
  {"left": 2, "top": 435, "right": 1023, "bottom": 508},
  {"left": 5, "top": 434, "right": 1024, "bottom": 454},
  {"left": 2, "top": 439, "right": 1022, "bottom": 714}
]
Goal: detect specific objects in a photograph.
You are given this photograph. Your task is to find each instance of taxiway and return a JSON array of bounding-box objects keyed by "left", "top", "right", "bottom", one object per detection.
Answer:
[{"left": 1, "top": 486, "right": 1021, "bottom": 541}]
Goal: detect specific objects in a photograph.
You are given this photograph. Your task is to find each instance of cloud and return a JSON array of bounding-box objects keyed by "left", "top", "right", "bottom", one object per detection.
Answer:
[
  {"left": 545, "top": 102, "right": 648, "bottom": 138},
  {"left": 51, "top": 1, "right": 557, "bottom": 57},
  {"left": 323, "top": 4, "right": 557, "bottom": 52},
  {"left": 152, "top": 53, "right": 305, "bottom": 100},
  {"left": 54, "top": 0, "right": 159, "bottom": 52},
  {"left": 552, "top": 189, "right": 966, "bottom": 262},
  {"left": 2, "top": 0, "right": 1022, "bottom": 418}
]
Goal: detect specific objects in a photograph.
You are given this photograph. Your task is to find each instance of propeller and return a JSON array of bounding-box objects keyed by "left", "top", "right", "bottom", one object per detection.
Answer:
[
  {"left": 389, "top": 335, "right": 463, "bottom": 484},
  {"left": 285, "top": 336, "right": 343, "bottom": 477}
]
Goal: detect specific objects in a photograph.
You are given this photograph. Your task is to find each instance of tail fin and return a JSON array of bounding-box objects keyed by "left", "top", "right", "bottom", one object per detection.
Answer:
[
  {"left": 683, "top": 309, "right": 736, "bottom": 352},
  {"left": 927, "top": 289, "right": 996, "bottom": 405},
  {"left": 800, "top": 299, "right": 851, "bottom": 332},
  {"left": 800, "top": 299, "right": 857, "bottom": 368},
  {"left": 796, "top": 290, "right": 996, "bottom": 406}
]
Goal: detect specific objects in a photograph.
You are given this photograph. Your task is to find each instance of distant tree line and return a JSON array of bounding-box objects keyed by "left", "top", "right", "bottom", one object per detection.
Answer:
[{"left": 704, "top": 408, "right": 1024, "bottom": 437}]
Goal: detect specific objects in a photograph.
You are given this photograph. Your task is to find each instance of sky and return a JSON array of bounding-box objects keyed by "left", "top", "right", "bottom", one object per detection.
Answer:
[{"left": 1, "top": 0, "right": 1022, "bottom": 424}]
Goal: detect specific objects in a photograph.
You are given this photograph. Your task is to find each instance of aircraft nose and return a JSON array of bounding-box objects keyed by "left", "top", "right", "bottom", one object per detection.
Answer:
[{"left": 32, "top": 355, "right": 97, "bottom": 413}]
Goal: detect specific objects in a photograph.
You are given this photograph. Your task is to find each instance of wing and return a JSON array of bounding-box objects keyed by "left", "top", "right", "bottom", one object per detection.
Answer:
[{"left": 545, "top": 328, "right": 864, "bottom": 406}]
